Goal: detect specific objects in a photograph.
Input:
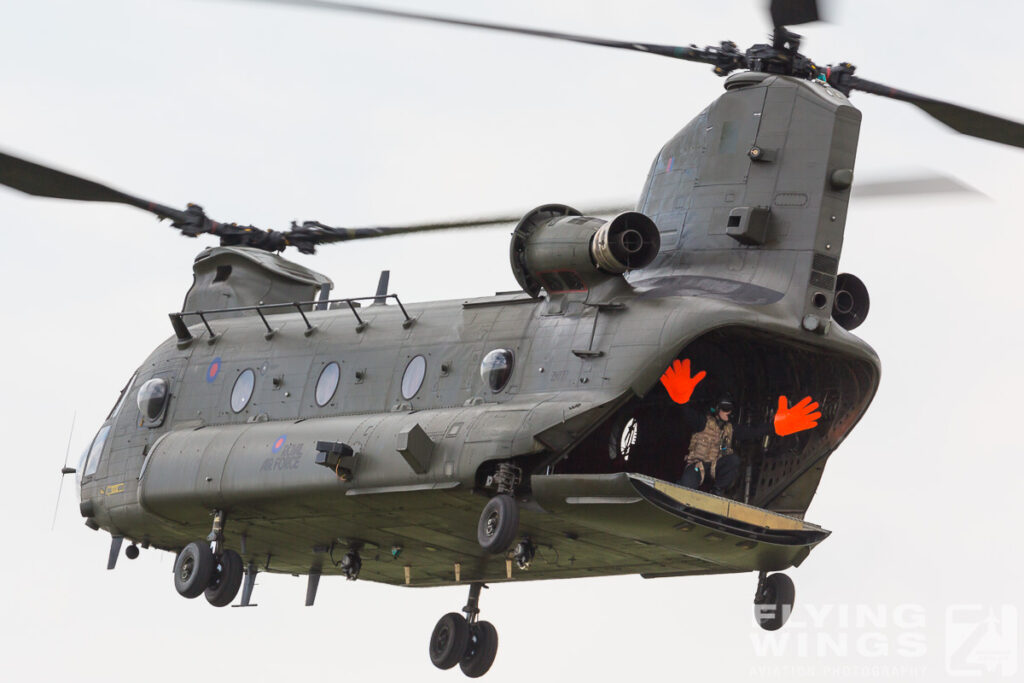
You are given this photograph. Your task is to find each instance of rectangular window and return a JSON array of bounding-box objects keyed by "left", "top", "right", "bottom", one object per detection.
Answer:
[{"left": 83, "top": 425, "right": 112, "bottom": 478}]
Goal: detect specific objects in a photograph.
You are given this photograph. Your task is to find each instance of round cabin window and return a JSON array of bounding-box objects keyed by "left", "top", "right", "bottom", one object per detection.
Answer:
[
  {"left": 480, "top": 349, "right": 514, "bottom": 392},
  {"left": 401, "top": 355, "right": 427, "bottom": 400},
  {"left": 315, "top": 362, "right": 340, "bottom": 407},
  {"left": 231, "top": 369, "right": 256, "bottom": 413},
  {"left": 136, "top": 378, "right": 169, "bottom": 421}
]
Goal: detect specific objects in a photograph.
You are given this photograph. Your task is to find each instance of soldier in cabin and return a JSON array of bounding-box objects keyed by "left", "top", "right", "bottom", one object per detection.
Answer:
[
  {"left": 677, "top": 397, "right": 770, "bottom": 495},
  {"left": 660, "top": 358, "right": 822, "bottom": 496}
]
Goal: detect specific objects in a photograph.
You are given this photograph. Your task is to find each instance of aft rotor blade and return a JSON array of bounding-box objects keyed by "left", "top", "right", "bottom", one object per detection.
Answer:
[
  {"left": 0, "top": 150, "right": 187, "bottom": 220},
  {"left": 243, "top": 0, "right": 721, "bottom": 65},
  {"left": 848, "top": 77, "right": 1024, "bottom": 149},
  {"left": 852, "top": 174, "right": 985, "bottom": 200},
  {"left": 287, "top": 203, "right": 635, "bottom": 247},
  {"left": 770, "top": 0, "right": 821, "bottom": 28}
]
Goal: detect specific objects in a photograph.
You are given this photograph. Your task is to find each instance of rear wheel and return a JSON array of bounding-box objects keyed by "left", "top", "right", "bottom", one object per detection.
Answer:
[
  {"left": 429, "top": 612, "right": 470, "bottom": 670},
  {"left": 477, "top": 494, "right": 519, "bottom": 553},
  {"left": 754, "top": 573, "right": 795, "bottom": 631},
  {"left": 205, "top": 549, "right": 243, "bottom": 607},
  {"left": 173, "top": 542, "right": 215, "bottom": 599},
  {"left": 460, "top": 620, "right": 498, "bottom": 678}
]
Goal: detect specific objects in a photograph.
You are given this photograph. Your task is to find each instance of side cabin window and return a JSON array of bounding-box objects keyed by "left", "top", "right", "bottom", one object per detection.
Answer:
[
  {"left": 231, "top": 369, "right": 256, "bottom": 413},
  {"left": 480, "top": 349, "right": 514, "bottom": 393},
  {"left": 315, "top": 362, "right": 340, "bottom": 407},
  {"left": 401, "top": 355, "right": 427, "bottom": 400},
  {"left": 137, "top": 377, "right": 170, "bottom": 427}
]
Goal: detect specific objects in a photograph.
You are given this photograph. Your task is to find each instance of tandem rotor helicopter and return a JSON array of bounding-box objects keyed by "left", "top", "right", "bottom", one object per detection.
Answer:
[{"left": 4, "top": 0, "right": 1022, "bottom": 678}]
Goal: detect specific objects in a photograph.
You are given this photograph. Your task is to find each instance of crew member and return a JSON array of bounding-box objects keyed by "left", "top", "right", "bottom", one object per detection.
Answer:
[
  {"left": 678, "top": 397, "right": 768, "bottom": 494},
  {"left": 659, "top": 358, "right": 822, "bottom": 495}
]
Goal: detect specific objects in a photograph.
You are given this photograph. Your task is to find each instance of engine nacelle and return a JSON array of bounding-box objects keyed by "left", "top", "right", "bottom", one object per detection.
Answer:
[{"left": 509, "top": 204, "right": 660, "bottom": 298}]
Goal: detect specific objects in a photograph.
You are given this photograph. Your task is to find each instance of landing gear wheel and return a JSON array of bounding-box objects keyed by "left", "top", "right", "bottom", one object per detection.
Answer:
[
  {"left": 173, "top": 542, "right": 215, "bottom": 599},
  {"left": 754, "top": 572, "right": 795, "bottom": 631},
  {"left": 460, "top": 620, "right": 498, "bottom": 678},
  {"left": 205, "top": 549, "right": 243, "bottom": 607},
  {"left": 429, "top": 612, "right": 470, "bottom": 670},
  {"left": 477, "top": 494, "right": 519, "bottom": 553}
]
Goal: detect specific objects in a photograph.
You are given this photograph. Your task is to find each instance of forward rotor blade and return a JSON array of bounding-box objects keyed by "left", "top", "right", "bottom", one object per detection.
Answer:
[
  {"left": 848, "top": 77, "right": 1024, "bottom": 149},
  {"left": 243, "top": 0, "right": 722, "bottom": 66},
  {"left": 0, "top": 150, "right": 280, "bottom": 246},
  {"left": 0, "top": 151, "right": 187, "bottom": 220}
]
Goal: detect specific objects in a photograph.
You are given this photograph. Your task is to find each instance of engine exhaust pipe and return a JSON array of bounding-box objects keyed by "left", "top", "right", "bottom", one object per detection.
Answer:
[
  {"left": 832, "top": 273, "right": 870, "bottom": 330},
  {"left": 591, "top": 212, "right": 660, "bottom": 273}
]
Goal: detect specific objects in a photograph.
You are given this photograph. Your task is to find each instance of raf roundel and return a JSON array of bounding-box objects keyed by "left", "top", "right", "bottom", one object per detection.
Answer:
[
  {"left": 206, "top": 357, "right": 221, "bottom": 383},
  {"left": 272, "top": 435, "right": 287, "bottom": 454}
]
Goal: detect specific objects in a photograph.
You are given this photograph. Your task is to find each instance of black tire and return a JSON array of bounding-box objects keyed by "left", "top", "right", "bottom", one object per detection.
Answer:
[
  {"left": 205, "top": 549, "right": 244, "bottom": 607},
  {"left": 173, "top": 542, "right": 215, "bottom": 599},
  {"left": 477, "top": 494, "right": 519, "bottom": 553},
  {"left": 754, "top": 573, "right": 796, "bottom": 631},
  {"left": 460, "top": 620, "right": 498, "bottom": 678},
  {"left": 429, "top": 612, "right": 470, "bottom": 670}
]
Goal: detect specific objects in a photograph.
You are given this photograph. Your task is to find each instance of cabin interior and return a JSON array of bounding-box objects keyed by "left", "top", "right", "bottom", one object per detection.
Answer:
[{"left": 547, "top": 327, "right": 877, "bottom": 508}]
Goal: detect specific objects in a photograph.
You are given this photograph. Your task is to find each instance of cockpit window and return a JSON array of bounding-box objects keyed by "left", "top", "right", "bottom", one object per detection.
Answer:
[
  {"left": 137, "top": 377, "right": 170, "bottom": 425},
  {"left": 82, "top": 425, "right": 111, "bottom": 478},
  {"left": 107, "top": 372, "right": 137, "bottom": 420},
  {"left": 231, "top": 369, "right": 256, "bottom": 413}
]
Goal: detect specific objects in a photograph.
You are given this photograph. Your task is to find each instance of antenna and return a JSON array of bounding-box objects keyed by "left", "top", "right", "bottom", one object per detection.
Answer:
[{"left": 374, "top": 270, "right": 390, "bottom": 305}]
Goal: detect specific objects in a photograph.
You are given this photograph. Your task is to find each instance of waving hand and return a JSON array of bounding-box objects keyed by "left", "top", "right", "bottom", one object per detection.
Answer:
[
  {"left": 660, "top": 359, "right": 706, "bottom": 405},
  {"left": 773, "top": 395, "right": 821, "bottom": 436}
]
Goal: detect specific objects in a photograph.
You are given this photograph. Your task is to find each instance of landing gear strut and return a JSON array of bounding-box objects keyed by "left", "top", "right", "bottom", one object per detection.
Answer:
[
  {"left": 429, "top": 582, "right": 499, "bottom": 678},
  {"left": 753, "top": 571, "right": 795, "bottom": 631}
]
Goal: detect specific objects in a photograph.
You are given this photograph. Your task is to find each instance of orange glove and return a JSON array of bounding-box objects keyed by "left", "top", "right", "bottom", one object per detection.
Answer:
[
  {"left": 660, "top": 359, "right": 706, "bottom": 405},
  {"left": 773, "top": 395, "right": 821, "bottom": 436}
]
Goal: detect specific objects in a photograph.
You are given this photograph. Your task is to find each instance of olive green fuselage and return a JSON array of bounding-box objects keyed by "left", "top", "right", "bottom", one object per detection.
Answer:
[{"left": 78, "top": 72, "right": 881, "bottom": 585}]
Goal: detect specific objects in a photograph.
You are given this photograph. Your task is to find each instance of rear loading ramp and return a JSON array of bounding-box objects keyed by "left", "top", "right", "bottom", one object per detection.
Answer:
[{"left": 528, "top": 473, "right": 829, "bottom": 577}]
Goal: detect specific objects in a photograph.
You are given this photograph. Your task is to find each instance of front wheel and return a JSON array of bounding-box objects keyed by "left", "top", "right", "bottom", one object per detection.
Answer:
[
  {"left": 477, "top": 494, "right": 519, "bottom": 553},
  {"left": 173, "top": 542, "right": 215, "bottom": 599}
]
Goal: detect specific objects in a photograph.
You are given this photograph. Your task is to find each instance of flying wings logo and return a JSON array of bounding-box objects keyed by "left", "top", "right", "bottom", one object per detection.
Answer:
[{"left": 946, "top": 605, "right": 1018, "bottom": 677}]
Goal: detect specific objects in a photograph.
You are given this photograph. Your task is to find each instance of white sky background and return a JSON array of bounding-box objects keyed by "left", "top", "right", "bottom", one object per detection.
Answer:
[{"left": 1, "top": 0, "right": 1022, "bottom": 679}]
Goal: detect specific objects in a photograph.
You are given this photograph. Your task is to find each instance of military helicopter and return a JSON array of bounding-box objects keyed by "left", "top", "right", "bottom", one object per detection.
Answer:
[{"left": 4, "top": 0, "right": 1022, "bottom": 678}]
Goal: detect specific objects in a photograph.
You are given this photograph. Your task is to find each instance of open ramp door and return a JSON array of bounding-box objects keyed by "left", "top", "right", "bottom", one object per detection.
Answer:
[{"left": 523, "top": 473, "right": 829, "bottom": 579}]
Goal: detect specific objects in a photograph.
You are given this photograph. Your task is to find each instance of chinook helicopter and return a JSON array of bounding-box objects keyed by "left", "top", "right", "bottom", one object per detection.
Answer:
[{"left": 4, "top": 0, "right": 1022, "bottom": 678}]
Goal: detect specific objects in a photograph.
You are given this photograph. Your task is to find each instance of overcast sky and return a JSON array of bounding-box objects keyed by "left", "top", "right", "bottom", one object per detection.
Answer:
[{"left": 1, "top": 1, "right": 1022, "bottom": 680}]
